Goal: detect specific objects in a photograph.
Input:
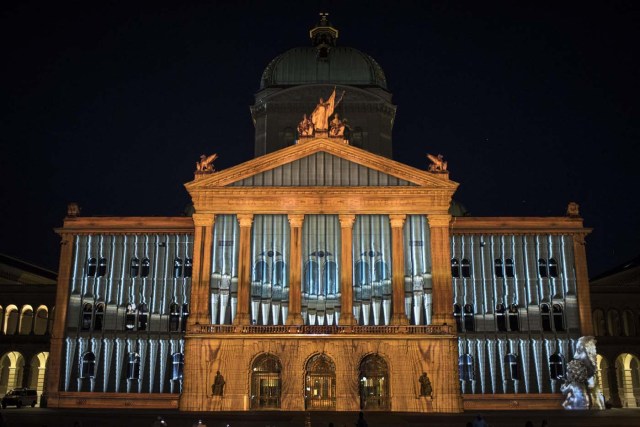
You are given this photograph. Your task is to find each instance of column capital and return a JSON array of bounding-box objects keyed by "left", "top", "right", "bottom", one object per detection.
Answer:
[
  {"left": 427, "top": 214, "right": 452, "bottom": 228},
  {"left": 339, "top": 214, "right": 356, "bottom": 229},
  {"left": 192, "top": 213, "right": 215, "bottom": 227},
  {"left": 287, "top": 214, "right": 305, "bottom": 228},
  {"left": 388, "top": 214, "right": 406, "bottom": 229},
  {"left": 236, "top": 213, "right": 254, "bottom": 228}
]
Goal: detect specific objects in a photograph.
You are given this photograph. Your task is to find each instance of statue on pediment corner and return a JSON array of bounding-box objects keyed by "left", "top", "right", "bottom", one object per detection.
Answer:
[
  {"left": 566, "top": 202, "right": 580, "bottom": 218},
  {"left": 196, "top": 153, "right": 218, "bottom": 173},
  {"left": 67, "top": 202, "right": 81, "bottom": 218},
  {"left": 427, "top": 153, "right": 448, "bottom": 172}
]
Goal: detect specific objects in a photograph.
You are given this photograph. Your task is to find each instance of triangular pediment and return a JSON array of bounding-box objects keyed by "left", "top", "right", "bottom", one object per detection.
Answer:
[{"left": 185, "top": 138, "right": 458, "bottom": 190}]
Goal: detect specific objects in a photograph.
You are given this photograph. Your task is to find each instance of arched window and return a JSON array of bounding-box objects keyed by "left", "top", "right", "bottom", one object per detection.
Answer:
[
  {"left": 124, "top": 303, "right": 136, "bottom": 331},
  {"left": 461, "top": 259, "right": 471, "bottom": 278},
  {"left": 548, "top": 258, "right": 559, "bottom": 278},
  {"left": 549, "top": 353, "right": 564, "bottom": 379},
  {"left": 4, "top": 306, "right": 19, "bottom": 335},
  {"left": 552, "top": 304, "right": 565, "bottom": 332},
  {"left": 359, "top": 354, "right": 390, "bottom": 410},
  {"left": 171, "top": 353, "right": 184, "bottom": 380},
  {"left": 94, "top": 303, "right": 104, "bottom": 331},
  {"left": 174, "top": 258, "right": 183, "bottom": 278},
  {"left": 607, "top": 309, "right": 621, "bottom": 336},
  {"left": 80, "top": 352, "right": 96, "bottom": 378},
  {"left": 622, "top": 310, "right": 636, "bottom": 337},
  {"left": 140, "top": 258, "right": 150, "bottom": 278},
  {"left": 463, "top": 304, "right": 474, "bottom": 332},
  {"left": 97, "top": 257, "right": 107, "bottom": 277},
  {"left": 127, "top": 352, "right": 140, "bottom": 380},
  {"left": 496, "top": 304, "right": 507, "bottom": 332},
  {"left": 169, "top": 303, "right": 180, "bottom": 332},
  {"left": 250, "top": 354, "right": 282, "bottom": 409},
  {"left": 254, "top": 259, "right": 269, "bottom": 282},
  {"left": 505, "top": 353, "right": 519, "bottom": 380},
  {"left": 538, "top": 258, "right": 548, "bottom": 278},
  {"left": 459, "top": 354, "right": 474, "bottom": 381},
  {"left": 19, "top": 306, "right": 34, "bottom": 335},
  {"left": 86, "top": 257, "right": 97, "bottom": 277},
  {"left": 453, "top": 304, "right": 462, "bottom": 332},
  {"left": 33, "top": 306, "right": 48, "bottom": 335},
  {"left": 305, "top": 354, "right": 336, "bottom": 410},
  {"left": 505, "top": 258, "right": 515, "bottom": 278},
  {"left": 494, "top": 259, "right": 504, "bottom": 278},
  {"left": 184, "top": 258, "right": 193, "bottom": 278},
  {"left": 508, "top": 304, "right": 520, "bottom": 331},
  {"left": 541, "top": 304, "right": 552, "bottom": 332},
  {"left": 81, "top": 303, "right": 93, "bottom": 331},
  {"left": 137, "top": 303, "right": 148, "bottom": 331},
  {"left": 451, "top": 258, "right": 460, "bottom": 278},
  {"left": 592, "top": 309, "right": 606, "bottom": 336},
  {"left": 130, "top": 257, "right": 140, "bottom": 277}
]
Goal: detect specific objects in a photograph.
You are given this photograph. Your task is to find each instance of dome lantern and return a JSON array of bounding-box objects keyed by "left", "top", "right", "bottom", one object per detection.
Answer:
[{"left": 309, "top": 12, "right": 338, "bottom": 58}]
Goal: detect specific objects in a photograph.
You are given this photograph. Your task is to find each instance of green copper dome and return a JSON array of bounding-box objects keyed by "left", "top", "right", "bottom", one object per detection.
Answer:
[
  {"left": 259, "top": 14, "right": 387, "bottom": 90},
  {"left": 260, "top": 46, "right": 387, "bottom": 90}
]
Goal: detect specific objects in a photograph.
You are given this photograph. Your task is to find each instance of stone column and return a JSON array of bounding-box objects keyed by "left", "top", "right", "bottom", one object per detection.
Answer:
[
  {"left": 233, "top": 214, "right": 253, "bottom": 325},
  {"left": 46, "top": 232, "right": 74, "bottom": 406},
  {"left": 339, "top": 214, "right": 356, "bottom": 325},
  {"left": 428, "top": 214, "right": 454, "bottom": 326},
  {"left": 189, "top": 213, "right": 215, "bottom": 326},
  {"left": 389, "top": 214, "right": 408, "bottom": 325},
  {"left": 286, "top": 214, "right": 304, "bottom": 325},
  {"left": 573, "top": 232, "right": 594, "bottom": 335}
]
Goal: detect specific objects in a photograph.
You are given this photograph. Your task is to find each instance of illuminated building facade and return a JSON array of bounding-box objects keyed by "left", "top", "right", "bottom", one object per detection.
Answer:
[{"left": 46, "top": 16, "right": 594, "bottom": 412}]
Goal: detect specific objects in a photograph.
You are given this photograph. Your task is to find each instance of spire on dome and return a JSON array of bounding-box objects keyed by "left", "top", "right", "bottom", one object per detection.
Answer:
[{"left": 309, "top": 12, "right": 339, "bottom": 58}]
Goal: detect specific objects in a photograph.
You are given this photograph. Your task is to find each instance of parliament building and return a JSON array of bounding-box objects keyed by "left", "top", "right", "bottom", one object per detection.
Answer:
[{"left": 45, "top": 16, "right": 594, "bottom": 412}]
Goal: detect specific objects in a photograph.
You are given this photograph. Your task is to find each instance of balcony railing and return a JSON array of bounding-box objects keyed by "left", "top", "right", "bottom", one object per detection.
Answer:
[{"left": 189, "top": 324, "right": 452, "bottom": 335}]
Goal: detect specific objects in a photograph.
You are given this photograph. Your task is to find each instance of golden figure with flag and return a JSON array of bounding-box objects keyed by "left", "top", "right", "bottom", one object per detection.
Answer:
[{"left": 311, "top": 87, "right": 345, "bottom": 132}]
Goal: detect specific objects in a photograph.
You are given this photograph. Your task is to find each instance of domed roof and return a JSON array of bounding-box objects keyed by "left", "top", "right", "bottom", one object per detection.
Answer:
[
  {"left": 260, "top": 14, "right": 387, "bottom": 90},
  {"left": 260, "top": 46, "right": 387, "bottom": 90}
]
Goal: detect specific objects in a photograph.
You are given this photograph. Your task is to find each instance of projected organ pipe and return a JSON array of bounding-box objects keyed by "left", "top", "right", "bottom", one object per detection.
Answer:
[
  {"left": 250, "top": 215, "right": 290, "bottom": 325},
  {"left": 302, "top": 215, "right": 341, "bottom": 326},
  {"left": 402, "top": 215, "right": 432, "bottom": 325},
  {"left": 210, "top": 215, "right": 240, "bottom": 325},
  {"left": 352, "top": 215, "right": 392, "bottom": 326}
]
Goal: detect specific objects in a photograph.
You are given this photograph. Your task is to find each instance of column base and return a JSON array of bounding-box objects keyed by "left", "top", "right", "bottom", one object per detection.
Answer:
[
  {"left": 391, "top": 314, "right": 409, "bottom": 325},
  {"left": 233, "top": 313, "right": 251, "bottom": 326},
  {"left": 338, "top": 312, "right": 356, "bottom": 326},
  {"left": 285, "top": 313, "right": 304, "bottom": 325}
]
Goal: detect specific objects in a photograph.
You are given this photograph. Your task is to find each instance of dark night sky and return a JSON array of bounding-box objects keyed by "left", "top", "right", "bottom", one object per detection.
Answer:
[{"left": 1, "top": 1, "right": 639, "bottom": 278}]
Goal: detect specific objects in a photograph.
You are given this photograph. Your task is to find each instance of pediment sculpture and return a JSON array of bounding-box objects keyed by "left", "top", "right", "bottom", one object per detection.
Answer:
[{"left": 196, "top": 153, "right": 218, "bottom": 173}]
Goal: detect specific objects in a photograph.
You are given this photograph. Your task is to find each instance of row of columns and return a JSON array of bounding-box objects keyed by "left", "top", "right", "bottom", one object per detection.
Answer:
[{"left": 189, "top": 213, "right": 454, "bottom": 327}]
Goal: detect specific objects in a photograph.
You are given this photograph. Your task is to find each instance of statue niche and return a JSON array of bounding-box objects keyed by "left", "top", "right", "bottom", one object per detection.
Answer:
[
  {"left": 419, "top": 372, "right": 432, "bottom": 397},
  {"left": 212, "top": 371, "right": 225, "bottom": 397}
]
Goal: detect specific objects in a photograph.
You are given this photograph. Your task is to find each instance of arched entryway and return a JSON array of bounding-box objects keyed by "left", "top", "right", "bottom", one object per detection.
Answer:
[
  {"left": 0, "top": 351, "right": 25, "bottom": 395},
  {"left": 28, "top": 352, "right": 48, "bottom": 405},
  {"left": 596, "top": 354, "right": 611, "bottom": 402},
  {"left": 250, "top": 354, "right": 281, "bottom": 409},
  {"left": 304, "top": 354, "right": 336, "bottom": 410},
  {"left": 616, "top": 353, "right": 640, "bottom": 408},
  {"left": 359, "top": 354, "right": 390, "bottom": 410}
]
